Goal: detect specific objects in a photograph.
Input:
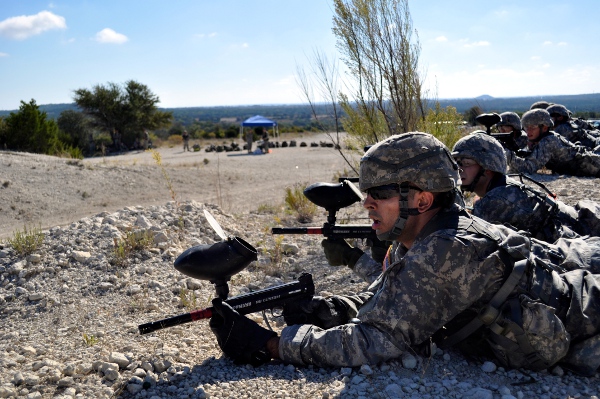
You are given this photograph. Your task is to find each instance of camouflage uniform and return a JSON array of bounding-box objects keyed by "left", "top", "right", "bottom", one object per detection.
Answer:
[
  {"left": 279, "top": 133, "right": 600, "bottom": 374},
  {"left": 279, "top": 204, "right": 600, "bottom": 373},
  {"left": 548, "top": 104, "right": 600, "bottom": 150},
  {"left": 506, "top": 109, "right": 600, "bottom": 177},
  {"left": 496, "top": 112, "right": 528, "bottom": 149},
  {"left": 473, "top": 175, "right": 600, "bottom": 243},
  {"left": 506, "top": 131, "right": 600, "bottom": 177}
]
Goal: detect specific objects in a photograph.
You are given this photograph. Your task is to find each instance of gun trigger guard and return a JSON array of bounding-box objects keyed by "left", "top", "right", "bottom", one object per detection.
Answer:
[{"left": 271, "top": 306, "right": 284, "bottom": 318}]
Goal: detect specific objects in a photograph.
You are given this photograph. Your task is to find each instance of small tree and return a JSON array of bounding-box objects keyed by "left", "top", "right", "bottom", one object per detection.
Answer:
[
  {"left": 332, "top": 0, "right": 427, "bottom": 137},
  {"left": 1, "top": 99, "right": 60, "bottom": 154},
  {"left": 73, "top": 80, "right": 172, "bottom": 149},
  {"left": 57, "top": 109, "right": 93, "bottom": 151}
]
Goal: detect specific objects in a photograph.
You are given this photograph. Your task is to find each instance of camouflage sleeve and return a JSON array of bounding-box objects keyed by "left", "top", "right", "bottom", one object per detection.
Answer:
[
  {"left": 351, "top": 253, "right": 383, "bottom": 284},
  {"left": 278, "top": 230, "right": 505, "bottom": 367},
  {"left": 473, "top": 187, "right": 543, "bottom": 234},
  {"left": 507, "top": 137, "right": 557, "bottom": 174}
]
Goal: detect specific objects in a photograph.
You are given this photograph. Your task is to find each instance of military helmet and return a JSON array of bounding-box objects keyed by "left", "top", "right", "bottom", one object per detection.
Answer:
[
  {"left": 359, "top": 132, "right": 460, "bottom": 193},
  {"left": 530, "top": 100, "right": 553, "bottom": 110},
  {"left": 496, "top": 112, "right": 522, "bottom": 131},
  {"left": 451, "top": 131, "right": 507, "bottom": 174},
  {"left": 521, "top": 109, "right": 554, "bottom": 128},
  {"left": 546, "top": 104, "right": 571, "bottom": 118}
]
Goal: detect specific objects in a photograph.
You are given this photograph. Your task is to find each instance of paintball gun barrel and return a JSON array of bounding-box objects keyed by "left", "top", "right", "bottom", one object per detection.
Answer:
[
  {"left": 271, "top": 179, "right": 377, "bottom": 241},
  {"left": 138, "top": 273, "right": 314, "bottom": 334}
]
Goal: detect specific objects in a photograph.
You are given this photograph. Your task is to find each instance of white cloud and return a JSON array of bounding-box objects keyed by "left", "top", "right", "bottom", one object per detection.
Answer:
[
  {"left": 195, "top": 32, "right": 218, "bottom": 39},
  {"left": 542, "top": 63, "right": 551, "bottom": 69},
  {"left": 242, "top": 42, "right": 249, "bottom": 48},
  {"left": 557, "top": 41, "right": 567, "bottom": 46},
  {"left": 0, "top": 10, "right": 66, "bottom": 40},
  {"left": 0, "top": 52, "right": 8, "bottom": 57},
  {"left": 435, "top": 36, "right": 448, "bottom": 42},
  {"left": 543, "top": 41, "right": 552, "bottom": 46},
  {"left": 530, "top": 56, "right": 541, "bottom": 60},
  {"left": 94, "top": 28, "right": 128, "bottom": 44},
  {"left": 463, "top": 40, "right": 490, "bottom": 48}
]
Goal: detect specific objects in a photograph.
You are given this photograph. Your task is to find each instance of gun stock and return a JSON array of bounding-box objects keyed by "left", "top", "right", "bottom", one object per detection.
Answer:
[{"left": 138, "top": 273, "right": 314, "bottom": 335}]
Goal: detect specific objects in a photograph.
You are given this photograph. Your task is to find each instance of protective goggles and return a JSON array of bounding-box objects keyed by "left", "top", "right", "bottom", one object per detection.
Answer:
[{"left": 366, "top": 183, "right": 422, "bottom": 200}]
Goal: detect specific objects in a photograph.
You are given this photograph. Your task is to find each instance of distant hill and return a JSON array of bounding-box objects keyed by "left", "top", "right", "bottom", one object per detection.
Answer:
[
  {"left": 2, "top": 93, "right": 599, "bottom": 122},
  {"left": 435, "top": 93, "right": 600, "bottom": 114}
]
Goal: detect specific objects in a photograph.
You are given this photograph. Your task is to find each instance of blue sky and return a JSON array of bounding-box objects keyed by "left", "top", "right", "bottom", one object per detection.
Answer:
[{"left": 1, "top": 0, "right": 599, "bottom": 111}]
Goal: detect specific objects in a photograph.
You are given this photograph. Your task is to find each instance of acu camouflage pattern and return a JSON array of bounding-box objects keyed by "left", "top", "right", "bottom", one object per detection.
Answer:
[
  {"left": 521, "top": 109, "right": 554, "bottom": 128},
  {"left": 554, "top": 122, "right": 600, "bottom": 151},
  {"left": 497, "top": 112, "right": 523, "bottom": 132},
  {"left": 530, "top": 100, "right": 553, "bottom": 110},
  {"left": 278, "top": 204, "right": 600, "bottom": 373},
  {"left": 506, "top": 132, "right": 600, "bottom": 177},
  {"left": 451, "top": 132, "right": 508, "bottom": 174},
  {"left": 472, "top": 176, "right": 599, "bottom": 243},
  {"left": 546, "top": 104, "right": 571, "bottom": 118},
  {"left": 359, "top": 132, "right": 460, "bottom": 192}
]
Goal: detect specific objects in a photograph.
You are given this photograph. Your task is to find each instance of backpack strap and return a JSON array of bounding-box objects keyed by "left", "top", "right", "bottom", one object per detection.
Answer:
[{"left": 439, "top": 257, "right": 529, "bottom": 348}]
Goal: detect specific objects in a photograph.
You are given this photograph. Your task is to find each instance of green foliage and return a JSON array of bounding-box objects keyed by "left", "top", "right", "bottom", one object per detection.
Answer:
[
  {"left": 464, "top": 105, "right": 484, "bottom": 126},
  {"left": 284, "top": 183, "right": 318, "bottom": 223},
  {"left": 417, "top": 103, "right": 466, "bottom": 150},
  {"left": 0, "top": 99, "right": 62, "bottom": 154},
  {"left": 7, "top": 225, "right": 44, "bottom": 257},
  {"left": 57, "top": 110, "right": 94, "bottom": 152},
  {"left": 82, "top": 333, "right": 99, "bottom": 347},
  {"left": 179, "top": 287, "right": 198, "bottom": 311},
  {"left": 73, "top": 80, "right": 173, "bottom": 148},
  {"left": 110, "top": 230, "right": 154, "bottom": 266}
]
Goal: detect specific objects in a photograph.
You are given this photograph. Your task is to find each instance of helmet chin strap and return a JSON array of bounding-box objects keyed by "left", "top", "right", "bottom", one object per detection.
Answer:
[
  {"left": 376, "top": 183, "right": 440, "bottom": 242},
  {"left": 460, "top": 166, "right": 485, "bottom": 193}
]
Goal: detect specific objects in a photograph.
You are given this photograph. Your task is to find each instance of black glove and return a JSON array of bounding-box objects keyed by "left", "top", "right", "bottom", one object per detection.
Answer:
[
  {"left": 282, "top": 295, "right": 350, "bottom": 329},
  {"left": 367, "top": 238, "right": 391, "bottom": 264},
  {"left": 321, "top": 238, "right": 364, "bottom": 268},
  {"left": 209, "top": 298, "right": 276, "bottom": 366}
]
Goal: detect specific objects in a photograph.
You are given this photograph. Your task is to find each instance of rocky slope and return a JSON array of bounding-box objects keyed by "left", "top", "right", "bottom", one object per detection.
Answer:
[{"left": 1, "top": 197, "right": 599, "bottom": 399}]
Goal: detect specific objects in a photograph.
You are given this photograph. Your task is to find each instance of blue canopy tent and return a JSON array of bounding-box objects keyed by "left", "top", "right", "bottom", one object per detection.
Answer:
[{"left": 239, "top": 115, "right": 279, "bottom": 139}]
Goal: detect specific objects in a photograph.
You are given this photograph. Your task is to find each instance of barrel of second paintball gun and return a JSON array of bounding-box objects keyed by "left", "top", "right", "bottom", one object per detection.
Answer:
[
  {"left": 271, "top": 227, "right": 324, "bottom": 235},
  {"left": 138, "top": 308, "right": 213, "bottom": 334},
  {"left": 138, "top": 273, "right": 315, "bottom": 335}
]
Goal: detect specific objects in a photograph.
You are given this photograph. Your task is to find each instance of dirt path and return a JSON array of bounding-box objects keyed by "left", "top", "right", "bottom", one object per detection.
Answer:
[{"left": 0, "top": 133, "right": 356, "bottom": 239}]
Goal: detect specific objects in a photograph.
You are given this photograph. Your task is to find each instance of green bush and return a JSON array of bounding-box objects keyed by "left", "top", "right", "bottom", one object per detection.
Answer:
[
  {"left": 7, "top": 225, "right": 44, "bottom": 257},
  {"left": 284, "top": 183, "right": 318, "bottom": 223}
]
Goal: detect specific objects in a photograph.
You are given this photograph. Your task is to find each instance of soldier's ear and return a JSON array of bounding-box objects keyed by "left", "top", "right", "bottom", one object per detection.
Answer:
[{"left": 415, "top": 191, "right": 435, "bottom": 212}]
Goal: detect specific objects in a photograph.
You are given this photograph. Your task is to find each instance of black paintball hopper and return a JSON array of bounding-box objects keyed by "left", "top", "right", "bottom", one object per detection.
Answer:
[
  {"left": 174, "top": 237, "right": 257, "bottom": 298},
  {"left": 304, "top": 179, "right": 363, "bottom": 211},
  {"left": 475, "top": 113, "right": 502, "bottom": 134}
]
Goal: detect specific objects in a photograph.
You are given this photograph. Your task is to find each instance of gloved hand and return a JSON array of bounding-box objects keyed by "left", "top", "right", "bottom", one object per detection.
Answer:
[
  {"left": 367, "top": 238, "right": 391, "bottom": 264},
  {"left": 321, "top": 238, "right": 364, "bottom": 268},
  {"left": 209, "top": 298, "right": 276, "bottom": 366},
  {"left": 282, "top": 295, "right": 350, "bottom": 329}
]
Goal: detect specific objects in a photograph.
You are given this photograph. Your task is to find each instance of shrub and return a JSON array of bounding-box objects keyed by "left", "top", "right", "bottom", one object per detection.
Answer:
[
  {"left": 110, "top": 230, "right": 154, "bottom": 266},
  {"left": 7, "top": 225, "right": 44, "bottom": 257},
  {"left": 284, "top": 183, "right": 317, "bottom": 223}
]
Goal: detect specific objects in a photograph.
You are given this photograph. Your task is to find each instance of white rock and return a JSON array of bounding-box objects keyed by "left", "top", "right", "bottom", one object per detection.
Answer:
[
  {"left": 71, "top": 251, "right": 91, "bottom": 262},
  {"left": 481, "top": 361, "right": 497, "bottom": 373},
  {"left": 109, "top": 352, "right": 130, "bottom": 368}
]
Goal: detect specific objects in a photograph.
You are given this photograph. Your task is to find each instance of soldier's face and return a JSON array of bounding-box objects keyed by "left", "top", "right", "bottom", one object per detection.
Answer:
[
  {"left": 524, "top": 125, "right": 541, "bottom": 141},
  {"left": 455, "top": 157, "right": 480, "bottom": 185},
  {"left": 363, "top": 189, "right": 400, "bottom": 235}
]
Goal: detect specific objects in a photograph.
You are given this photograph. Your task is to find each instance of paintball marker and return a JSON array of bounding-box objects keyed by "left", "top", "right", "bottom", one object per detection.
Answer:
[
  {"left": 476, "top": 112, "right": 521, "bottom": 152},
  {"left": 138, "top": 211, "right": 315, "bottom": 335},
  {"left": 271, "top": 179, "right": 377, "bottom": 241}
]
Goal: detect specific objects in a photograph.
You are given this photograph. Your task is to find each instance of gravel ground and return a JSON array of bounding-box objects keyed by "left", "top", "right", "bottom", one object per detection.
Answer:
[{"left": 0, "top": 135, "right": 599, "bottom": 398}]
